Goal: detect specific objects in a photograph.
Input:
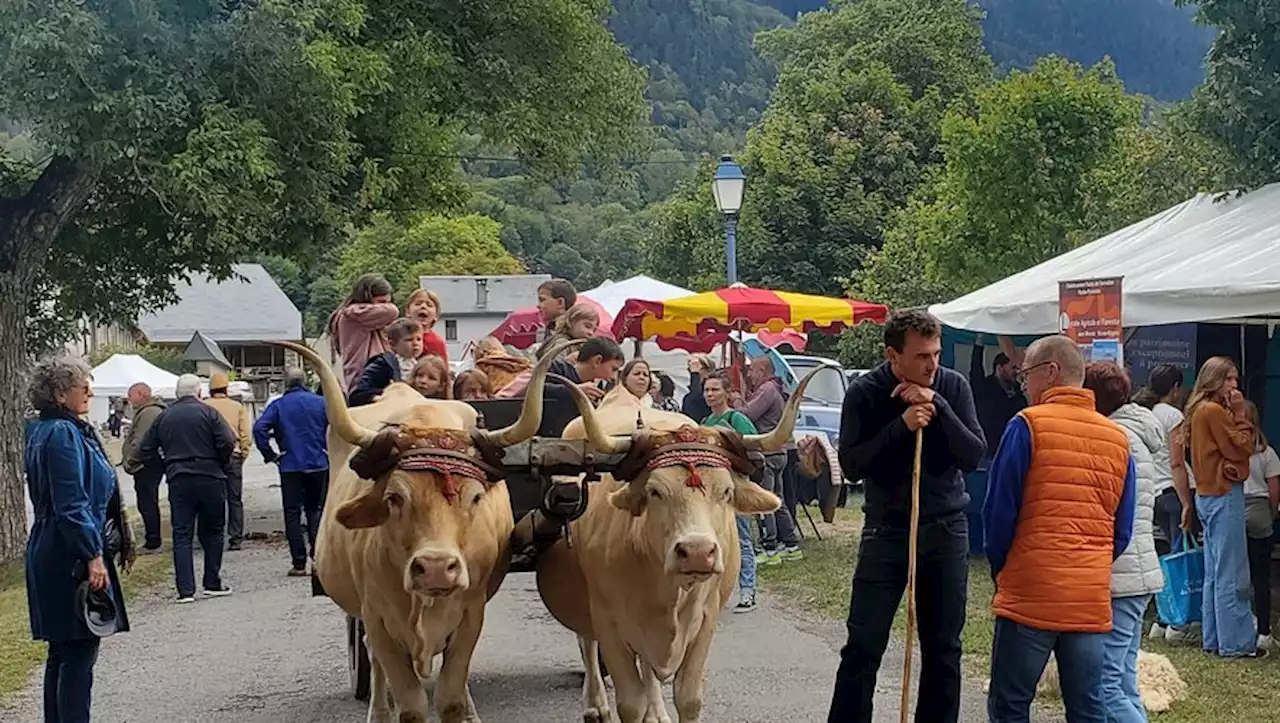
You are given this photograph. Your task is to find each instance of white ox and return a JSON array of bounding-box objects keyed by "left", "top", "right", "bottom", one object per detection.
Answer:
[
  {"left": 284, "top": 340, "right": 569, "bottom": 723},
  {"left": 537, "top": 375, "right": 814, "bottom": 723}
]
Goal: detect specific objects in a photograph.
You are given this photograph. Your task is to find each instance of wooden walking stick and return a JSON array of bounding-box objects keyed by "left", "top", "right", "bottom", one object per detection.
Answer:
[{"left": 899, "top": 427, "right": 925, "bottom": 723}]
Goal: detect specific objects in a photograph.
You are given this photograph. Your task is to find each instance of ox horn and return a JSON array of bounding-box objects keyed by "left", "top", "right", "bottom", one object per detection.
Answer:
[
  {"left": 741, "top": 367, "right": 823, "bottom": 452},
  {"left": 556, "top": 375, "right": 634, "bottom": 455},
  {"left": 271, "top": 341, "right": 377, "bottom": 448},
  {"left": 480, "top": 338, "right": 582, "bottom": 447}
]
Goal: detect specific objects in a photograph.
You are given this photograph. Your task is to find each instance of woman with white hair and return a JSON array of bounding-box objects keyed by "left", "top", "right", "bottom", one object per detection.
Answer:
[{"left": 25, "top": 354, "right": 133, "bottom": 722}]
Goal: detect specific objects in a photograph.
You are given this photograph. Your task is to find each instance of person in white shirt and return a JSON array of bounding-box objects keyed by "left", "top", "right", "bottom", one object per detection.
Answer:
[
  {"left": 1241, "top": 402, "right": 1280, "bottom": 649},
  {"left": 1134, "top": 364, "right": 1200, "bottom": 644}
]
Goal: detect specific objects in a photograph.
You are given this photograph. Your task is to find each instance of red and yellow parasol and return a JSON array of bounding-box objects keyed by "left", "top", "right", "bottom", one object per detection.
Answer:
[{"left": 611, "top": 285, "right": 888, "bottom": 353}]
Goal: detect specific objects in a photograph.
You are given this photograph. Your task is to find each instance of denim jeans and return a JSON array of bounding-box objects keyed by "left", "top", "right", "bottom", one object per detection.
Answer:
[
  {"left": 169, "top": 475, "right": 227, "bottom": 597},
  {"left": 828, "top": 512, "right": 968, "bottom": 723},
  {"left": 1197, "top": 485, "right": 1256, "bottom": 656},
  {"left": 44, "top": 638, "right": 100, "bottom": 723},
  {"left": 987, "top": 616, "right": 1106, "bottom": 723},
  {"left": 1102, "top": 595, "right": 1150, "bottom": 723},
  {"left": 736, "top": 515, "right": 756, "bottom": 593},
  {"left": 280, "top": 470, "right": 328, "bottom": 569},
  {"left": 758, "top": 452, "right": 799, "bottom": 550}
]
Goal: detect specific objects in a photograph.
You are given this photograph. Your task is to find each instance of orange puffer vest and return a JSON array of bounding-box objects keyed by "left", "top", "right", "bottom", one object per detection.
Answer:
[{"left": 992, "top": 386, "right": 1131, "bottom": 633}]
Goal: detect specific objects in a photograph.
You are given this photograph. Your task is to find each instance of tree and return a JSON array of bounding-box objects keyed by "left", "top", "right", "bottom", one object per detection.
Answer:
[
  {"left": 337, "top": 213, "right": 525, "bottom": 304},
  {"left": 856, "top": 57, "right": 1142, "bottom": 309},
  {"left": 1182, "top": 0, "right": 1280, "bottom": 186},
  {"left": 0, "top": 0, "right": 646, "bottom": 559},
  {"left": 648, "top": 0, "right": 993, "bottom": 297}
]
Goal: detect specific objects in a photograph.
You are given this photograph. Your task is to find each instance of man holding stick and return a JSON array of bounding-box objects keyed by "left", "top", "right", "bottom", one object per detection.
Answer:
[{"left": 829, "top": 310, "right": 986, "bottom": 723}]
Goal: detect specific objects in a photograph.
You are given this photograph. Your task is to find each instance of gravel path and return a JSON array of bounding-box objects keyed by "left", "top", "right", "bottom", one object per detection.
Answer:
[{"left": 3, "top": 454, "right": 992, "bottom": 723}]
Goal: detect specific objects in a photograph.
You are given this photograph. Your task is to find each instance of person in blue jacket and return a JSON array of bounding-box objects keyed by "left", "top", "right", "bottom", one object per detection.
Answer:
[
  {"left": 254, "top": 367, "right": 330, "bottom": 576},
  {"left": 25, "top": 354, "right": 132, "bottom": 723}
]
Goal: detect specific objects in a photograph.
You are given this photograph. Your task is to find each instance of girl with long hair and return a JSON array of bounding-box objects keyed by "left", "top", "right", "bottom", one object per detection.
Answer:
[
  {"left": 328, "top": 273, "right": 399, "bottom": 392},
  {"left": 1241, "top": 401, "right": 1280, "bottom": 650},
  {"left": 1180, "top": 356, "right": 1263, "bottom": 658},
  {"left": 535, "top": 303, "right": 599, "bottom": 360}
]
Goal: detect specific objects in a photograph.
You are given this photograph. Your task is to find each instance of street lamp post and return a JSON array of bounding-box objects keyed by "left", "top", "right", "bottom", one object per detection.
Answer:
[{"left": 712, "top": 155, "right": 745, "bottom": 285}]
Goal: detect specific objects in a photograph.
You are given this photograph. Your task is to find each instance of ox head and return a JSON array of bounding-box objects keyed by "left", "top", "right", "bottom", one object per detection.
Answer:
[
  {"left": 277, "top": 339, "right": 578, "bottom": 599},
  {"left": 563, "top": 369, "right": 819, "bottom": 585}
]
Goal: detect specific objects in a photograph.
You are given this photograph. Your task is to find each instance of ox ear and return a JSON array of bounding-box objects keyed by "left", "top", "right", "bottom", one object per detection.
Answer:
[
  {"left": 336, "top": 482, "right": 391, "bottom": 529},
  {"left": 608, "top": 481, "right": 648, "bottom": 517},
  {"left": 733, "top": 481, "right": 781, "bottom": 515}
]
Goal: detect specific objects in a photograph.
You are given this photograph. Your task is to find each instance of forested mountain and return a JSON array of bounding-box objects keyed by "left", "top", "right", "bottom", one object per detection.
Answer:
[
  {"left": 608, "top": 0, "right": 789, "bottom": 155},
  {"left": 757, "top": 0, "right": 1215, "bottom": 101}
]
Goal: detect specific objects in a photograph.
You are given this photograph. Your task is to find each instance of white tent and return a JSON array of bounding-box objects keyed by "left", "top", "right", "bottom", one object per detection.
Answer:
[
  {"left": 929, "top": 183, "right": 1280, "bottom": 334},
  {"left": 88, "top": 354, "right": 183, "bottom": 425}
]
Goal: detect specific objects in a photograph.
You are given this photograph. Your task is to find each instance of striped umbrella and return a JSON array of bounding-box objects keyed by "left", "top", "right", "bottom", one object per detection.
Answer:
[{"left": 611, "top": 284, "right": 889, "bottom": 353}]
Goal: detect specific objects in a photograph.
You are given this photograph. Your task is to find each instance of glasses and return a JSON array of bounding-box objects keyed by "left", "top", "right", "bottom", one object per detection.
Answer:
[{"left": 1015, "top": 361, "right": 1055, "bottom": 384}]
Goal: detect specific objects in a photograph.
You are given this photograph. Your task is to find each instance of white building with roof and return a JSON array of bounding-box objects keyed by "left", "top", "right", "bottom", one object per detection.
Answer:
[{"left": 137, "top": 263, "right": 303, "bottom": 399}]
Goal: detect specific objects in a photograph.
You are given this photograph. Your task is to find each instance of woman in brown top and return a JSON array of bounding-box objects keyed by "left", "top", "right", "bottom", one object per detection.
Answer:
[{"left": 1180, "top": 356, "right": 1263, "bottom": 658}]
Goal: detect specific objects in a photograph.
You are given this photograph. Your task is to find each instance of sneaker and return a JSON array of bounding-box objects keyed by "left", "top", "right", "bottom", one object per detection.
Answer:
[
  {"left": 227, "top": 541, "right": 242, "bottom": 551},
  {"left": 140, "top": 544, "right": 163, "bottom": 556},
  {"left": 781, "top": 545, "right": 804, "bottom": 562},
  {"left": 287, "top": 567, "right": 309, "bottom": 577},
  {"left": 203, "top": 586, "right": 234, "bottom": 598},
  {"left": 1165, "top": 624, "right": 1201, "bottom": 645},
  {"left": 735, "top": 590, "right": 757, "bottom": 612},
  {"left": 1259, "top": 634, "right": 1277, "bottom": 650},
  {"left": 176, "top": 595, "right": 196, "bottom": 604},
  {"left": 1224, "top": 647, "right": 1270, "bottom": 660},
  {"left": 756, "top": 550, "right": 782, "bottom": 567},
  {"left": 1148, "top": 622, "right": 1166, "bottom": 640}
]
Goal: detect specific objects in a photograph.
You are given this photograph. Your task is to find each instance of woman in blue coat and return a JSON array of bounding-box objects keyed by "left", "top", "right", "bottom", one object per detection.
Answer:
[{"left": 26, "top": 354, "right": 131, "bottom": 723}]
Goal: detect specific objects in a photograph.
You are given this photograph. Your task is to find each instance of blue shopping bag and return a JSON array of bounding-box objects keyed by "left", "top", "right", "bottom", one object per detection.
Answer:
[{"left": 1155, "top": 533, "right": 1204, "bottom": 626}]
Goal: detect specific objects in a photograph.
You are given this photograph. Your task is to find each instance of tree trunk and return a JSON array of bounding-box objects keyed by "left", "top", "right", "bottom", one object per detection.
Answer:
[
  {"left": 0, "top": 156, "right": 98, "bottom": 560},
  {"left": 0, "top": 282, "right": 29, "bottom": 560}
]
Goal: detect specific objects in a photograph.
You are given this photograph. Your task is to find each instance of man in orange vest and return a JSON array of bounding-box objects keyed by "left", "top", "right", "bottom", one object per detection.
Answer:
[{"left": 983, "top": 335, "right": 1136, "bottom": 722}]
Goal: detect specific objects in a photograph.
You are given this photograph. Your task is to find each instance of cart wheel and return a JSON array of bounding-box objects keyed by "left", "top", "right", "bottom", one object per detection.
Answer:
[{"left": 348, "top": 616, "right": 371, "bottom": 701}]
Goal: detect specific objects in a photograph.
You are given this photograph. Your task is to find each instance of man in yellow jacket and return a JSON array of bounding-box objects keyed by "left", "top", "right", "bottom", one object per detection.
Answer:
[{"left": 205, "top": 372, "right": 252, "bottom": 550}]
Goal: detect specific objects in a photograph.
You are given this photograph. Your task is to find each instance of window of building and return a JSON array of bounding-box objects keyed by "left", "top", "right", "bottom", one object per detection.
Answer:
[{"left": 445, "top": 319, "right": 458, "bottom": 342}]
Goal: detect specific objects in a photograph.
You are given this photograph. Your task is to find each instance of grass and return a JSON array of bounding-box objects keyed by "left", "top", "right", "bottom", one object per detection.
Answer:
[
  {"left": 758, "top": 498, "right": 1280, "bottom": 722},
  {"left": 0, "top": 505, "right": 174, "bottom": 701}
]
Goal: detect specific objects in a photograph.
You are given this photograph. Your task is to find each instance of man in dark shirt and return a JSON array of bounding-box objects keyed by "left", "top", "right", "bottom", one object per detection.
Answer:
[
  {"left": 139, "top": 374, "right": 236, "bottom": 603},
  {"left": 969, "top": 340, "right": 1028, "bottom": 465},
  {"left": 828, "top": 310, "right": 986, "bottom": 723}
]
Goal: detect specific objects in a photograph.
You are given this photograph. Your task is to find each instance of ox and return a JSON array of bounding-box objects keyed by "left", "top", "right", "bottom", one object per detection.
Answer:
[
  {"left": 536, "top": 373, "right": 815, "bottom": 723},
  {"left": 282, "top": 340, "right": 572, "bottom": 723}
]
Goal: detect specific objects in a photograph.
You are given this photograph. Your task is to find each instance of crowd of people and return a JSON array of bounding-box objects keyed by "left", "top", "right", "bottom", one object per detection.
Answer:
[
  {"left": 832, "top": 310, "right": 1275, "bottom": 723},
  {"left": 21, "top": 271, "right": 830, "bottom": 722}
]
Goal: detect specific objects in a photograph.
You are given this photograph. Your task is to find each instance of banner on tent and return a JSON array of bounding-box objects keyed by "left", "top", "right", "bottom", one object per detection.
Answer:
[
  {"left": 1125, "top": 323, "right": 1198, "bottom": 389},
  {"left": 1059, "top": 277, "right": 1124, "bottom": 364}
]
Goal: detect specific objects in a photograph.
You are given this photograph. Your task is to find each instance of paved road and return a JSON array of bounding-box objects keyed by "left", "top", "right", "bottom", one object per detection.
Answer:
[{"left": 4, "top": 454, "right": 991, "bottom": 722}]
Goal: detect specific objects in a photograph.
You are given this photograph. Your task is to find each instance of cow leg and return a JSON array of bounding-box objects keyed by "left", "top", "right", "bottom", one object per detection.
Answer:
[
  {"left": 367, "top": 655, "right": 393, "bottom": 723},
  {"left": 365, "top": 622, "right": 429, "bottom": 723},
  {"left": 599, "top": 635, "right": 646, "bottom": 723},
  {"left": 672, "top": 618, "right": 716, "bottom": 723},
  {"left": 641, "top": 666, "right": 673, "bottom": 723},
  {"left": 436, "top": 608, "right": 484, "bottom": 723},
  {"left": 577, "top": 636, "right": 611, "bottom": 722}
]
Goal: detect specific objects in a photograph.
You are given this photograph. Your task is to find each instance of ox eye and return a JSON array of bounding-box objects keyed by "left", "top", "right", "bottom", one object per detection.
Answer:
[
  {"left": 385, "top": 492, "right": 405, "bottom": 508},
  {"left": 648, "top": 487, "right": 663, "bottom": 500},
  {"left": 721, "top": 487, "right": 733, "bottom": 502},
  {"left": 469, "top": 490, "right": 485, "bottom": 507}
]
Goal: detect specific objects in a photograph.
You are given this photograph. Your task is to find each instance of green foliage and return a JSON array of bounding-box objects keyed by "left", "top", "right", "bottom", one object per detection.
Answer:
[
  {"left": 1183, "top": 0, "right": 1280, "bottom": 186},
  {"left": 646, "top": 0, "right": 993, "bottom": 297},
  {"left": 88, "top": 343, "right": 188, "bottom": 376},
  {"left": 0, "top": 0, "right": 649, "bottom": 345},
  {"left": 337, "top": 214, "right": 524, "bottom": 305},
  {"left": 855, "top": 56, "right": 1222, "bottom": 319}
]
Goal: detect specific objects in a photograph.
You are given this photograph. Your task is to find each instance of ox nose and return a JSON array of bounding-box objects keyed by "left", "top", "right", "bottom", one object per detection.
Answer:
[
  {"left": 674, "top": 539, "right": 719, "bottom": 575},
  {"left": 410, "top": 553, "right": 462, "bottom": 594}
]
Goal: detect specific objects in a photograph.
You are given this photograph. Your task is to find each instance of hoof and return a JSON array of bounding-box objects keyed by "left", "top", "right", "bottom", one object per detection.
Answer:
[
  {"left": 584, "top": 709, "right": 612, "bottom": 722},
  {"left": 398, "top": 712, "right": 427, "bottom": 723}
]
